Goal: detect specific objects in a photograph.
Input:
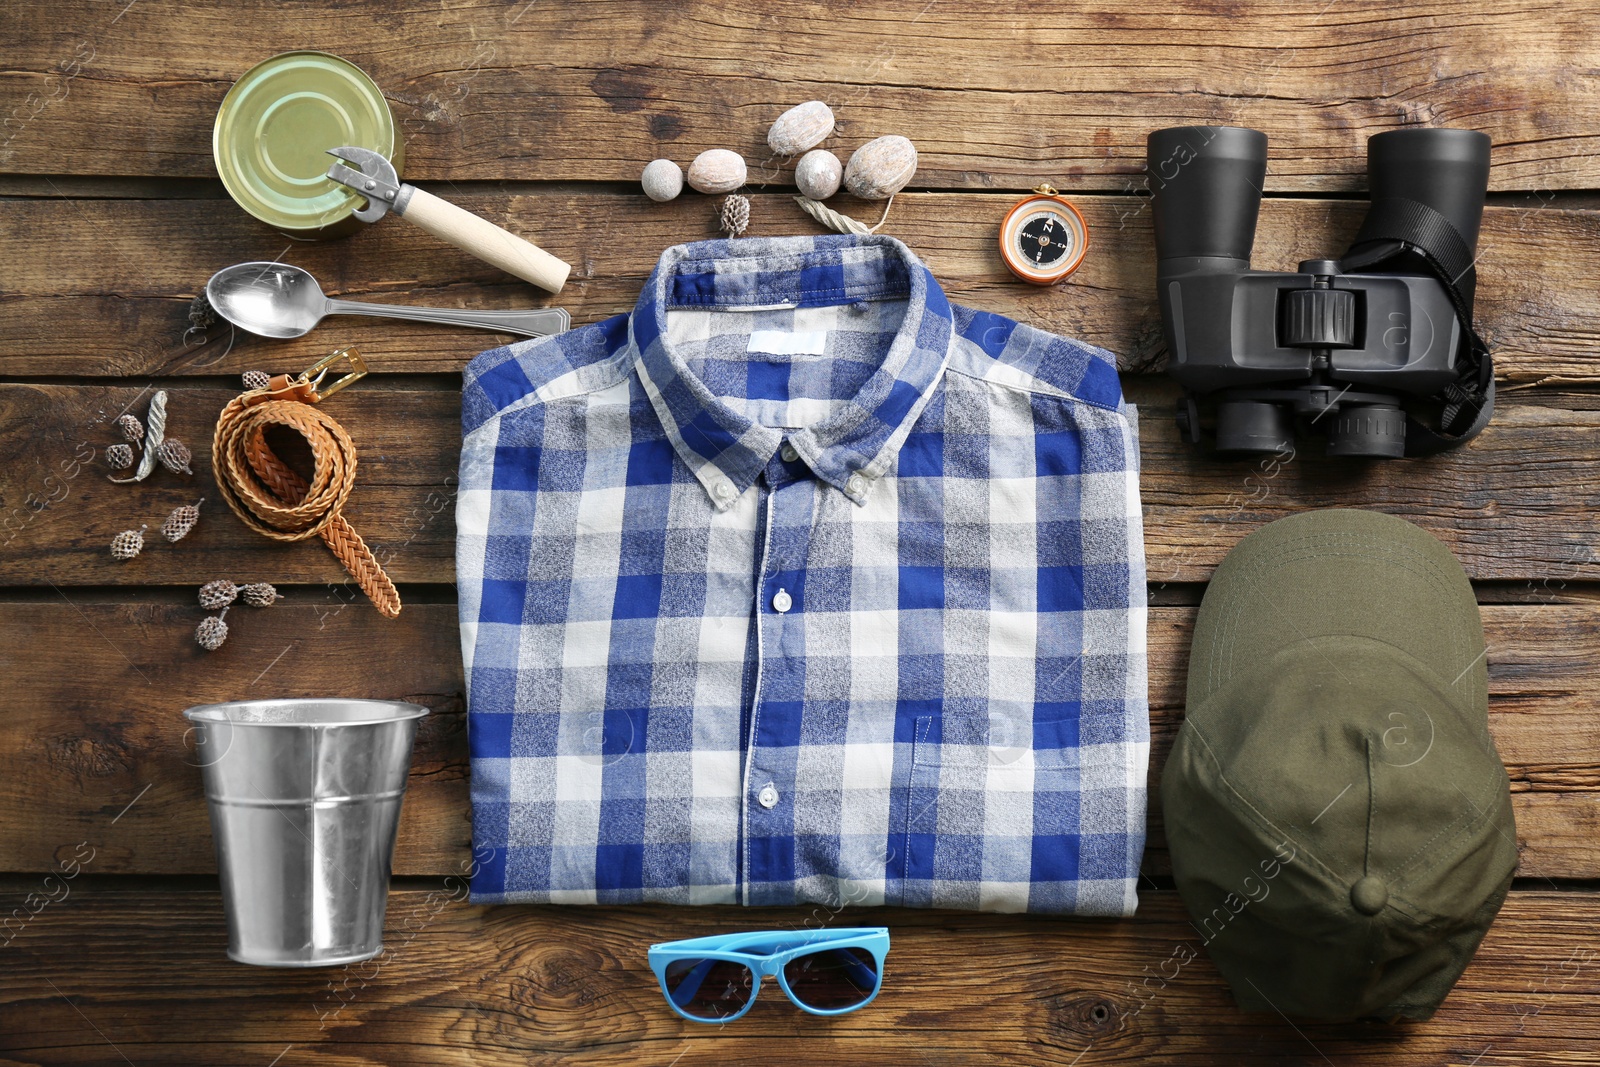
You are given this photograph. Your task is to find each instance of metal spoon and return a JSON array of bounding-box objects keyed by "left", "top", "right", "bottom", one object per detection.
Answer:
[{"left": 205, "top": 262, "right": 571, "bottom": 339}]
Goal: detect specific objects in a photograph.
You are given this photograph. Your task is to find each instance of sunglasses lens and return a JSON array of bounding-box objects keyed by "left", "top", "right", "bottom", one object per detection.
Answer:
[
  {"left": 663, "top": 957, "right": 755, "bottom": 1020},
  {"left": 783, "top": 946, "right": 880, "bottom": 1011}
]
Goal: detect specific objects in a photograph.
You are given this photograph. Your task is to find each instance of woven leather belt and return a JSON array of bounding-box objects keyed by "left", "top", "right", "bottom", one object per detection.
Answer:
[{"left": 211, "top": 349, "right": 401, "bottom": 618}]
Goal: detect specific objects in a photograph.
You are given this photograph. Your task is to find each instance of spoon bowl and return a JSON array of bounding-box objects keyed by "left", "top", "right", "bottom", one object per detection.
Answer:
[
  {"left": 204, "top": 262, "right": 570, "bottom": 339},
  {"left": 207, "top": 262, "right": 328, "bottom": 338}
]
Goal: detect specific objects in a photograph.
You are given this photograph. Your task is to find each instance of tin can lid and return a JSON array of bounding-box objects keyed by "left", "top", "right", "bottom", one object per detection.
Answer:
[{"left": 213, "top": 51, "right": 400, "bottom": 235}]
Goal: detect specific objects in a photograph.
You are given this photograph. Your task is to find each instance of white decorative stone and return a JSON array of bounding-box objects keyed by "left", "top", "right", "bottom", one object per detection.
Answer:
[
  {"left": 844, "top": 135, "right": 918, "bottom": 199},
  {"left": 767, "top": 100, "right": 835, "bottom": 156},
  {"left": 687, "top": 149, "right": 747, "bottom": 194},
  {"left": 641, "top": 158, "right": 683, "bottom": 202},
  {"left": 794, "top": 149, "right": 843, "bottom": 200}
]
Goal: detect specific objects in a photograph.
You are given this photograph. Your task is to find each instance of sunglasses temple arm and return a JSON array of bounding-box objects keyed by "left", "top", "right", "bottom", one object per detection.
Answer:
[
  {"left": 668, "top": 957, "right": 718, "bottom": 1007},
  {"left": 846, "top": 956, "right": 879, "bottom": 987}
]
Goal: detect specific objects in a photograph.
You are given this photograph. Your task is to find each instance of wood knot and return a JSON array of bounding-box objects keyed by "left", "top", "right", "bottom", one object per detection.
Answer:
[
  {"left": 648, "top": 113, "right": 683, "bottom": 140},
  {"left": 45, "top": 732, "right": 132, "bottom": 778},
  {"left": 1050, "top": 993, "right": 1124, "bottom": 1038},
  {"left": 512, "top": 944, "right": 615, "bottom": 1011},
  {"left": 590, "top": 66, "right": 654, "bottom": 113}
]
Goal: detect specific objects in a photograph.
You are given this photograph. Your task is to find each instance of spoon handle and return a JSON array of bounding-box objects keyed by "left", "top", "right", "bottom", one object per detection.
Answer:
[{"left": 323, "top": 298, "right": 571, "bottom": 337}]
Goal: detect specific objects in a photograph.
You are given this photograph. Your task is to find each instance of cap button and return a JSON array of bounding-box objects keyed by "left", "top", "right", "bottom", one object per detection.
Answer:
[{"left": 1350, "top": 876, "right": 1389, "bottom": 915}]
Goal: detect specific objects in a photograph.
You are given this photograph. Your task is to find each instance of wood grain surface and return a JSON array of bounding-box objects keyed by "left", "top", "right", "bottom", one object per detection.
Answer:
[
  {"left": 1, "top": 1, "right": 1597, "bottom": 191},
  {"left": 3, "top": 1, "right": 1598, "bottom": 1063},
  {"left": 2, "top": 193, "right": 1596, "bottom": 381},
  {"left": 3, "top": 383, "right": 1595, "bottom": 586},
  {"left": 2, "top": 601, "right": 1595, "bottom": 880},
  {"left": 2, "top": 885, "right": 1597, "bottom": 1066}
]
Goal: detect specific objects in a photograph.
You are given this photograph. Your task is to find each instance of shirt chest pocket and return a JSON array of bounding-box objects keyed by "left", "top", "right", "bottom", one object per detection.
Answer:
[{"left": 902, "top": 711, "right": 1081, "bottom": 908}]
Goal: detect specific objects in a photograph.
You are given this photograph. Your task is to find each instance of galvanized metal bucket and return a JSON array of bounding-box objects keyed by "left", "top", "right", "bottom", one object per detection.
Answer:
[{"left": 183, "top": 698, "right": 429, "bottom": 967}]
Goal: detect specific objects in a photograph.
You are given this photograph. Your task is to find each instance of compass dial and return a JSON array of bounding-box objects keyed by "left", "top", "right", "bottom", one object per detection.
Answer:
[
  {"left": 1017, "top": 210, "right": 1074, "bottom": 266},
  {"left": 999, "top": 192, "right": 1089, "bottom": 285}
]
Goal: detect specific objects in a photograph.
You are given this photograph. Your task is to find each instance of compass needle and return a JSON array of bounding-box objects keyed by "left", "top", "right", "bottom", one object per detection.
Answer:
[{"left": 999, "top": 186, "right": 1089, "bottom": 285}]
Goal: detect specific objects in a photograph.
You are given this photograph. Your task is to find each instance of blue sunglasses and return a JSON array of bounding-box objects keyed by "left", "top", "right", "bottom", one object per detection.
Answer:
[{"left": 648, "top": 927, "right": 890, "bottom": 1022}]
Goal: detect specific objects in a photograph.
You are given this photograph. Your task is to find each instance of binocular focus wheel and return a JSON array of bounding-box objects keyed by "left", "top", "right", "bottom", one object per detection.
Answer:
[{"left": 1326, "top": 404, "right": 1407, "bottom": 458}]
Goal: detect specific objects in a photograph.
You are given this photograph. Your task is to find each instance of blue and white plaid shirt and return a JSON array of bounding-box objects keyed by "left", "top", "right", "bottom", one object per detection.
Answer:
[{"left": 458, "top": 234, "right": 1148, "bottom": 914}]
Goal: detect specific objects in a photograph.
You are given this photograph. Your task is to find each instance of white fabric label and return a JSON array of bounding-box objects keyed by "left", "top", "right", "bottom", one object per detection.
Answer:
[{"left": 747, "top": 329, "right": 828, "bottom": 356}]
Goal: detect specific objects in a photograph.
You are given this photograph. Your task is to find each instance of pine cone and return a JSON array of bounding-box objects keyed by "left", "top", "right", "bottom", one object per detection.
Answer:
[
  {"left": 188, "top": 292, "right": 218, "bottom": 330},
  {"left": 198, "top": 579, "right": 238, "bottom": 610},
  {"left": 156, "top": 438, "right": 193, "bottom": 475},
  {"left": 196, "top": 612, "right": 229, "bottom": 652},
  {"left": 116, "top": 413, "right": 145, "bottom": 443},
  {"left": 106, "top": 443, "right": 135, "bottom": 470},
  {"left": 720, "top": 194, "right": 751, "bottom": 237},
  {"left": 242, "top": 370, "right": 271, "bottom": 392},
  {"left": 110, "top": 526, "right": 147, "bottom": 561},
  {"left": 240, "top": 582, "right": 280, "bottom": 608},
  {"left": 162, "top": 498, "right": 204, "bottom": 543}
]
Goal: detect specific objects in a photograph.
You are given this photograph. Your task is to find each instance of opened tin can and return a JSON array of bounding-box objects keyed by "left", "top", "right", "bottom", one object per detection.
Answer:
[{"left": 213, "top": 51, "right": 403, "bottom": 241}]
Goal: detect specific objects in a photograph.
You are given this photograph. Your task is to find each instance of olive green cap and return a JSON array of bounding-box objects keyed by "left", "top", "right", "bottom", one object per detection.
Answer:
[{"left": 1163, "top": 509, "right": 1517, "bottom": 1021}]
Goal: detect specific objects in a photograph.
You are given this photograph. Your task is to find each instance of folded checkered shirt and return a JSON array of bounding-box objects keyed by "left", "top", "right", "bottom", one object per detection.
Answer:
[{"left": 457, "top": 233, "right": 1149, "bottom": 914}]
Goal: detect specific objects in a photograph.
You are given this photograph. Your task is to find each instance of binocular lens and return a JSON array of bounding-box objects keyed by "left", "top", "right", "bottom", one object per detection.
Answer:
[
  {"left": 1325, "top": 404, "right": 1407, "bottom": 458},
  {"left": 1366, "top": 128, "right": 1491, "bottom": 259},
  {"left": 1148, "top": 126, "right": 1268, "bottom": 266},
  {"left": 1214, "top": 401, "right": 1295, "bottom": 455}
]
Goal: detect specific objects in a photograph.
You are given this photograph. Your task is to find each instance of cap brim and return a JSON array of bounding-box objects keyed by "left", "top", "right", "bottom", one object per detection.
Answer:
[{"left": 1187, "top": 509, "right": 1486, "bottom": 722}]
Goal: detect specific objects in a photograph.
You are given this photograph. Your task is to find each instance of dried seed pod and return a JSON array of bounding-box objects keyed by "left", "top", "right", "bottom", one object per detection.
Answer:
[
  {"left": 109, "top": 390, "right": 166, "bottom": 485},
  {"left": 844, "top": 135, "right": 919, "bottom": 200},
  {"left": 196, "top": 610, "right": 229, "bottom": 652},
  {"left": 162, "top": 497, "right": 204, "bottom": 543},
  {"left": 795, "top": 149, "right": 843, "bottom": 201},
  {"left": 156, "top": 438, "right": 193, "bottom": 475},
  {"left": 240, "top": 582, "right": 280, "bottom": 608},
  {"left": 719, "top": 194, "right": 751, "bottom": 237},
  {"left": 242, "top": 370, "right": 271, "bottom": 392},
  {"left": 117, "top": 413, "right": 145, "bottom": 443},
  {"left": 110, "top": 525, "right": 147, "bottom": 561},
  {"left": 641, "top": 158, "right": 684, "bottom": 202},
  {"left": 188, "top": 292, "right": 218, "bottom": 330},
  {"left": 767, "top": 101, "right": 835, "bottom": 156},
  {"left": 106, "top": 443, "right": 135, "bottom": 470},
  {"left": 687, "top": 149, "right": 747, "bottom": 195},
  {"left": 198, "top": 579, "right": 238, "bottom": 611}
]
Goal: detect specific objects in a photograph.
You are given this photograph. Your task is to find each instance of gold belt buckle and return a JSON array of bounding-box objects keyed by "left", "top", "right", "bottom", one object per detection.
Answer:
[
  {"left": 298, "top": 347, "right": 368, "bottom": 400},
  {"left": 249, "top": 347, "right": 368, "bottom": 405}
]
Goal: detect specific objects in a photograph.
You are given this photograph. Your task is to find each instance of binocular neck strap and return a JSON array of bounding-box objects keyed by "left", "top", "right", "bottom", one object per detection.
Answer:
[{"left": 1340, "top": 197, "right": 1494, "bottom": 456}]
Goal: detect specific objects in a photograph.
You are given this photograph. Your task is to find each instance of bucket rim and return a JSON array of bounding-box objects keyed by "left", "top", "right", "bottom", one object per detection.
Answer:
[{"left": 182, "top": 697, "right": 430, "bottom": 727}]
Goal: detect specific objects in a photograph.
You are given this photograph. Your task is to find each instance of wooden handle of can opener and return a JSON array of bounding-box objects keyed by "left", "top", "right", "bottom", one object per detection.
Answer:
[{"left": 400, "top": 187, "right": 571, "bottom": 294}]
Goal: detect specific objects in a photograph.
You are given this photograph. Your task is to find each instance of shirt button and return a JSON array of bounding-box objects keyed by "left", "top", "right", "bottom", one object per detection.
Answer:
[
  {"left": 714, "top": 480, "right": 736, "bottom": 503},
  {"left": 780, "top": 444, "right": 799, "bottom": 463},
  {"left": 758, "top": 783, "right": 779, "bottom": 809},
  {"left": 846, "top": 473, "right": 867, "bottom": 495},
  {"left": 772, "top": 588, "right": 792, "bottom": 613}
]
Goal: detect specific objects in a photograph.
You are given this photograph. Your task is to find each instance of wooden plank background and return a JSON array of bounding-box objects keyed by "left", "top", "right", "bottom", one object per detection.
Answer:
[{"left": 2, "top": 1, "right": 1598, "bottom": 1064}]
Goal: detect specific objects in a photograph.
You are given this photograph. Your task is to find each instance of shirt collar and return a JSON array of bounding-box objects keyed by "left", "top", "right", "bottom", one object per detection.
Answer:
[{"left": 629, "top": 234, "right": 954, "bottom": 510}]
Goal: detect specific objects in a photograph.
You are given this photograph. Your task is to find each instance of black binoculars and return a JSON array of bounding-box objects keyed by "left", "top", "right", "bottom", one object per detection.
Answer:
[{"left": 1147, "top": 125, "right": 1492, "bottom": 458}]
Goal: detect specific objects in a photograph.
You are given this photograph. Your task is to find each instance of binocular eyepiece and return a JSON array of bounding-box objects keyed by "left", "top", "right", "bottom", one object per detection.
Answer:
[{"left": 1148, "top": 125, "right": 1492, "bottom": 459}]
